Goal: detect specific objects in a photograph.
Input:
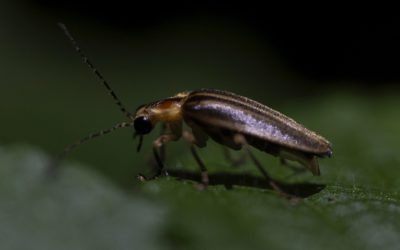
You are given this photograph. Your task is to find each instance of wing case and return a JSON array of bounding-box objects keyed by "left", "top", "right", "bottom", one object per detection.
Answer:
[{"left": 182, "top": 89, "right": 331, "bottom": 156}]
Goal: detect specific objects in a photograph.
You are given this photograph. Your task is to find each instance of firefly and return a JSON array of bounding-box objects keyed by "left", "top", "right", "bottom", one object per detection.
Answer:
[{"left": 54, "top": 23, "right": 332, "bottom": 192}]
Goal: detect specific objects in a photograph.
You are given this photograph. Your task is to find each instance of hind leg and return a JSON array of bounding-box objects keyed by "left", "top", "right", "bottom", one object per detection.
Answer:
[{"left": 233, "top": 134, "right": 288, "bottom": 196}]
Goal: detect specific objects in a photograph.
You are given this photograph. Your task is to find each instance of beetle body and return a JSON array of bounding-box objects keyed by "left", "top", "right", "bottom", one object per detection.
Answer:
[
  {"left": 58, "top": 24, "right": 332, "bottom": 191},
  {"left": 134, "top": 88, "right": 332, "bottom": 176}
]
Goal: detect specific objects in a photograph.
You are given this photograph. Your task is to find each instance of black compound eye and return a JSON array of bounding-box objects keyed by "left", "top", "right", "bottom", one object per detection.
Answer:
[{"left": 134, "top": 116, "right": 153, "bottom": 135}]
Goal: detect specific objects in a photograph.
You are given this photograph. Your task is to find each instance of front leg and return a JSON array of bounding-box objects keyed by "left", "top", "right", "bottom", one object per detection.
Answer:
[{"left": 137, "top": 122, "right": 182, "bottom": 181}]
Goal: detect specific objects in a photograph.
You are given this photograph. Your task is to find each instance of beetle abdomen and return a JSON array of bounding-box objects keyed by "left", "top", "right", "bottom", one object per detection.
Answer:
[{"left": 182, "top": 89, "right": 332, "bottom": 156}]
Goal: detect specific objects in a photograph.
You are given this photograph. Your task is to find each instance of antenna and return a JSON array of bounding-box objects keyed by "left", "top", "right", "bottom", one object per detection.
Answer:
[
  {"left": 48, "top": 24, "right": 138, "bottom": 175},
  {"left": 57, "top": 121, "right": 133, "bottom": 160},
  {"left": 48, "top": 121, "right": 133, "bottom": 175},
  {"left": 58, "top": 23, "right": 134, "bottom": 120}
]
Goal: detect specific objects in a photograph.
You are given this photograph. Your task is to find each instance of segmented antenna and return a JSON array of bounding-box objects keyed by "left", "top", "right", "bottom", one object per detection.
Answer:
[
  {"left": 48, "top": 121, "right": 133, "bottom": 175},
  {"left": 58, "top": 23, "right": 134, "bottom": 120},
  {"left": 47, "top": 24, "right": 138, "bottom": 176}
]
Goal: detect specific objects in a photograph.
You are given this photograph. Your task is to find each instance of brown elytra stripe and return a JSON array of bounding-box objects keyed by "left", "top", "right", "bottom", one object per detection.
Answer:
[
  {"left": 186, "top": 89, "right": 311, "bottom": 134},
  {"left": 183, "top": 89, "right": 331, "bottom": 155}
]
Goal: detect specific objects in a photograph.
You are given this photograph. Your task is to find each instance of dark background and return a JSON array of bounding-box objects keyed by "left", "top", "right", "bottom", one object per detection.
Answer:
[
  {"left": 33, "top": 1, "right": 400, "bottom": 82},
  {"left": 1, "top": 1, "right": 399, "bottom": 187}
]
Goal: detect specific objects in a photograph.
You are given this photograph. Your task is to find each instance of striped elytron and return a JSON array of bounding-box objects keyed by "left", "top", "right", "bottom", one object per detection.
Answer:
[
  {"left": 134, "top": 89, "right": 332, "bottom": 181},
  {"left": 56, "top": 23, "right": 332, "bottom": 191}
]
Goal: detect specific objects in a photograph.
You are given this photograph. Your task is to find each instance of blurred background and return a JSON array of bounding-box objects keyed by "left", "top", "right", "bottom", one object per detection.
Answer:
[
  {"left": 1, "top": 1, "right": 400, "bottom": 187},
  {"left": 2, "top": 1, "right": 400, "bottom": 250}
]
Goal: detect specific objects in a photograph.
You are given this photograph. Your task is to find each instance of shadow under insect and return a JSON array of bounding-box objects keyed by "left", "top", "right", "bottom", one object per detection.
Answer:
[{"left": 166, "top": 169, "right": 326, "bottom": 198}]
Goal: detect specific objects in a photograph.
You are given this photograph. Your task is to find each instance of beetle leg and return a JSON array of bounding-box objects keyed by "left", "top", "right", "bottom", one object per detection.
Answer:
[
  {"left": 233, "top": 134, "right": 287, "bottom": 195},
  {"left": 182, "top": 131, "right": 209, "bottom": 188},
  {"left": 138, "top": 122, "right": 182, "bottom": 181},
  {"left": 137, "top": 134, "right": 174, "bottom": 181}
]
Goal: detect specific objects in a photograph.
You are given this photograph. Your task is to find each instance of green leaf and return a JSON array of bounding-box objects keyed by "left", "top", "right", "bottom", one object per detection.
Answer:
[
  {"left": 2, "top": 89, "right": 400, "bottom": 250},
  {"left": 0, "top": 145, "right": 166, "bottom": 250}
]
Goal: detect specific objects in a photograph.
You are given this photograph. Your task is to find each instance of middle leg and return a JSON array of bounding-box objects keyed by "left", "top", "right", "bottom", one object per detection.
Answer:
[{"left": 182, "top": 131, "right": 209, "bottom": 187}]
